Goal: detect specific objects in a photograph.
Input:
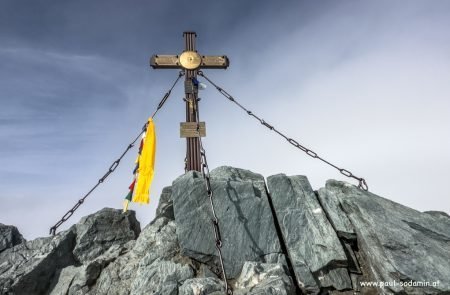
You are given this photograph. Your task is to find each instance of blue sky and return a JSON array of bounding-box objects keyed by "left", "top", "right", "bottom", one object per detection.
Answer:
[{"left": 1, "top": 0, "right": 450, "bottom": 239}]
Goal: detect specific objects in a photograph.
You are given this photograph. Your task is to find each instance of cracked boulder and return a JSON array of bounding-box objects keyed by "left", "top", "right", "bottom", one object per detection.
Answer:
[
  {"left": 92, "top": 216, "right": 182, "bottom": 295},
  {"left": 234, "top": 262, "right": 296, "bottom": 295},
  {"left": 50, "top": 241, "right": 135, "bottom": 295},
  {"left": 0, "top": 224, "right": 25, "bottom": 253},
  {"left": 267, "top": 174, "right": 352, "bottom": 293},
  {"left": 317, "top": 187, "right": 356, "bottom": 241},
  {"left": 130, "top": 259, "right": 194, "bottom": 295},
  {"left": 73, "top": 207, "right": 141, "bottom": 263},
  {"left": 172, "top": 166, "right": 285, "bottom": 279},
  {"left": 0, "top": 208, "right": 141, "bottom": 295},
  {"left": 325, "top": 179, "right": 450, "bottom": 294},
  {"left": 0, "top": 229, "right": 76, "bottom": 295}
]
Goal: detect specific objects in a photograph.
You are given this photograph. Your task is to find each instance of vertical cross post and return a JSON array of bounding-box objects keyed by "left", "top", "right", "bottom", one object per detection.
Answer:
[
  {"left": 184, "top": 32, "right": 201, "bottom": 171},
  {"left": 150, "top": 32, "right": 229, "bottom": 172}
]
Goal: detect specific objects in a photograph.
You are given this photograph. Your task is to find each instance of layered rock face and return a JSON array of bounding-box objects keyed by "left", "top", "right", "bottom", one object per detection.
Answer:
[
  {"left": 172, "top": 167, "right": 285, "bottom": 278},
  {"left": 0, "top": 166, "right": 449, "bottom": 295}
]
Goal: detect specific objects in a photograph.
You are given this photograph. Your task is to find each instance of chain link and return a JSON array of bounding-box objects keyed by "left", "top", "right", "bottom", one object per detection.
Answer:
[
  {"left": 49, "top": 72, "right": 184, "bottom": 236},
  {"left": 198, "top": 137, "right": 233, "bottom": 295},
  {"left": 193, "top": 105, "right": 232, "bottom": 294},
  {"left": 152, "top": 71, "right": 185, "bottom": 118},
  {"left": 198, "top": 71, "right": 369, "bottom": 191}
]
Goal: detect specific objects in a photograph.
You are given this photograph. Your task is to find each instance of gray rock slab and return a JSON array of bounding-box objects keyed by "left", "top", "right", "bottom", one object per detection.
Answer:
[
  {"left": 290, "top": 260, "right": 319, "bottom": 294},
  {"left": 172, "top": 166, "right": 284, "bottom": 279},
  {"left": 94, "top": 215, "right": 211, "bottom": 294},
  {"left": 93, "top": 250, "right": 139, "bottom": 295},
  {"left": 93, "top": 216, "right": 179, "bottom": 295},
  {"left": 0, "top": 229, "right": 76, "bottom": 295},
  {"left": 130, "top": 259, "right": 194, "bottom": 295},
  {"left": 424, "top": 210, "right": 450, "bottom": 223},
  {"left": 52, "top": 241, "right": 134, "bottom": 295},
  {"left": 134, "top": 218, "right": 180, "bottom": 269},
  {"left": 317, "top": 187, "right": 356, "bottom": 240},
  {"left": 316, "top": 267, "right": 352, "bottom": 291},
  {"left": 267, "top": 174, "right": 349, "bottom": 292},
  {"left": 211, "top": 166, "right": 266, "bottom": 184},
  {"left": 49, "top": 265, "right": 82, "bottom": 295},
  {"left": 73, "top": 208, "right": 140, "bottom": 263},
  {"left": 196, "top": 263, "right": 220, "bottom": 279},
  {"left": 179, "top": 277, "right": 225, "bottom": 295},
  {"left": 234, "top": 262, "right": 296, "bottom": 295},
  {"left": 156, "top": 186, "right": 174, "bottom": 220},
  {"left": 0, "top": 224, "right": 25, "bottom": 253},
  {"left": 132, "top": 216, "right": 177, "bottom": 258},
  {"left": 325, "top": 179, "right": 450, "bottom": 294}
]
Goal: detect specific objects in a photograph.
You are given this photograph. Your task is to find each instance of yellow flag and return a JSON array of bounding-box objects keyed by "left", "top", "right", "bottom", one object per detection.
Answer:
[{"left": 133, "top": 118, "right": 156, "bottom": 204}]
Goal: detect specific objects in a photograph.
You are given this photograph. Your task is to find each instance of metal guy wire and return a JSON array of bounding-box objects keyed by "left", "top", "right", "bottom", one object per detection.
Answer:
[
  {"left": 198, "top": 71, "right": 368, "bottom": 191},
  {"left": 49, "top": 71, "right": 184, "bottom": 236}
]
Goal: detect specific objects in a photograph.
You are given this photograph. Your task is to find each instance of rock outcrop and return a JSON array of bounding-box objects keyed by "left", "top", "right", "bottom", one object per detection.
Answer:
[
  {"left": 172, "top": 168, "right": 285, "bottom": 278},
  {"left": 324, "top": 180, "right": 450, "bottom": 294},
  {"left": 0, "top": 209, "right": 139, "bottom": 295},
  {"left": 0, "top": 166, "right": 449, "bottom": 295},
  {"left": 0, "top": 224, "right": 25, "bottom": 253},
  {"left": 267, "top": 174, "right": 351, "bottom": 293}
]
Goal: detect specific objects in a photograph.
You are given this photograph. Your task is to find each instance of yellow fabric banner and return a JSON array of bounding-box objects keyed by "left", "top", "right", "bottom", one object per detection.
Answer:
[{"left": 132, "top": 118, "right": 156, "bottom": 204}]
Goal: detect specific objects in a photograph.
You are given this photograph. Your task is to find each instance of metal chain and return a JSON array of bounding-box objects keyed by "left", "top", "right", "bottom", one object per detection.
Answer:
[
  {"left": 198, "top": 137, "right": 233, "bottom": 295},
  {"left": 198, "top": 71, "right": 368, "bottom": 191},
  {"left": 151, "top": 71, "right": 184, "bottom": 118},
  {"left": 49, "top": 128, "right": 144, "bottom": 236},
  {"left": 49, "top": 71, "right": 184, "bottom": 236},
  {"left": 193, "top": 101, "right": 232, "bottom": 295}
]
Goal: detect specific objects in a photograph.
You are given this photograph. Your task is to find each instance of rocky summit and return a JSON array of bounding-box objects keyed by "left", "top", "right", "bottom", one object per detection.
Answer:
[{"left": 1, "top": 166, "right": 449, "bottom": 295}]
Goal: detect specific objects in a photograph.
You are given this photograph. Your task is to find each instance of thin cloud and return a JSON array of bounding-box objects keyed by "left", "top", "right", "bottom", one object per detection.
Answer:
[{"left": 1, "top": 1, "right": 449, "bottom": 239}]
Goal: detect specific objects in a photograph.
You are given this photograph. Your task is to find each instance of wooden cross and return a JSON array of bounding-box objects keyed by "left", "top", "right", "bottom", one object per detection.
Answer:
[{"left": 150, "top": 32, "right": 229, "bottom": 171}]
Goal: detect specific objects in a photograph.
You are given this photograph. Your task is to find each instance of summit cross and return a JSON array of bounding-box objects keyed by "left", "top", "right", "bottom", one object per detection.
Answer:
[{"left": 150, "top": 31, "right": 229, "bottom": 172}]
